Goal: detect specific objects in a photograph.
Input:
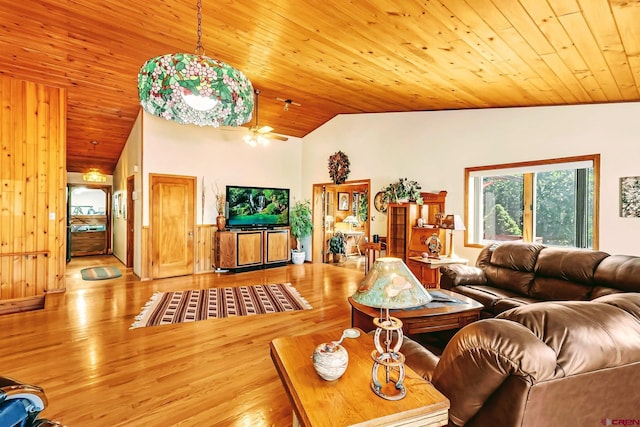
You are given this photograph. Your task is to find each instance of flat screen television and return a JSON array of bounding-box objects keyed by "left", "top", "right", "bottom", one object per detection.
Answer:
[{"left": 226, "top": 185, "right": 290, "bottom": 228}]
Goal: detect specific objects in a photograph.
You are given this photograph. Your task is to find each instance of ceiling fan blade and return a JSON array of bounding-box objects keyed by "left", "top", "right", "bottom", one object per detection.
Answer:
[
  {"left": 265, "top": 133, "right": 289, "bottom": 141},
  {"left": 276, "top": 97, "right": 302, "bottom": 107}
]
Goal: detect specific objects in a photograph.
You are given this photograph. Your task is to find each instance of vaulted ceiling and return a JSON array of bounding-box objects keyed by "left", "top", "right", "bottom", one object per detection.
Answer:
[{"left": 1, "top": 0, "right": 639, "bottom": 174}]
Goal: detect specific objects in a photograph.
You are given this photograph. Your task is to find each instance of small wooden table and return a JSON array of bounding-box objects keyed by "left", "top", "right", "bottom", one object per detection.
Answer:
[
  {"left": 407, "top": 256, "right": 468, "bottom": 268},
  {"left": 343, "top": 231, "right": 364, "bottom": 256},
  {"left": 270, "top": 328, "right": 449, "bottom": 427},
  {"left": 349, "top": 290, "right": 483, "bottom": 336}
]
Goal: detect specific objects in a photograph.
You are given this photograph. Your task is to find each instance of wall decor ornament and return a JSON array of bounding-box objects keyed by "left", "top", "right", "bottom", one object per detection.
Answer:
[
  {"left": 328, "top": 151, "right": 351, "bottom": 184},
  {"left": 374, "top": 191, "right": 388, "bottom": 213},
  {"left": 620, "top": 176, "right": 640, "bottom": 218}
]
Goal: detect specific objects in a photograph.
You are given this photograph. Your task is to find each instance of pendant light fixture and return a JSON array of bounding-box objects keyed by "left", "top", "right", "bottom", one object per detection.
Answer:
[
  {"left": 137, "top": 0, "right": 254, "bottom": 127},
  {"left": 83, "top": 168, "right": 107, "bottom": 183}
]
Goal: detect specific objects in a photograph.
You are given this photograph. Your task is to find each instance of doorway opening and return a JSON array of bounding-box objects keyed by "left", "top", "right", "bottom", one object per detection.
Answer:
[
  {"left": 67, "top": 184, "right": 112, "bottom": 257},
  {"left": 311, "top": 179, "right": 370, "bottom": 264}
]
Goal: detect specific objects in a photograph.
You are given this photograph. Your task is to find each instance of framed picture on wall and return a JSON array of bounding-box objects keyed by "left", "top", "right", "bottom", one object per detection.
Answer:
[
  {"left": 113, "top": 193, "right": 120, "bottom": 219},
  {"left": 338, "top": 192, "right": 350, "bottom": 211},
  {"left": 620, "top": 176, "right": 640, "bottom": 218}
]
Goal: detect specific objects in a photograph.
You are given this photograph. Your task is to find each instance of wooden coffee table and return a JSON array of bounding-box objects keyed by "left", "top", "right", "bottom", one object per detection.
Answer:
[
  {"left": 349, "top": 289, "right": 483, "bottom": 336},
  {"left": 270, "top": 328, "right": 449, "bottom": 426}
]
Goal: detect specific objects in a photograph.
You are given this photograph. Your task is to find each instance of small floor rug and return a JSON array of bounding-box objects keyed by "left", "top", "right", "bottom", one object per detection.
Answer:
[
  {"left": 130, "top": 283, "right": 312, "bottom": 329},
  {"left": 80, "top": 266, "right": 122, "bottom": 280}
]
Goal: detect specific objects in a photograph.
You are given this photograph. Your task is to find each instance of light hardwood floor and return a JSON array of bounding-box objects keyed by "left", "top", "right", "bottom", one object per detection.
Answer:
[{"left": 0, "top": 256, "right": 366, "bottom": 426}]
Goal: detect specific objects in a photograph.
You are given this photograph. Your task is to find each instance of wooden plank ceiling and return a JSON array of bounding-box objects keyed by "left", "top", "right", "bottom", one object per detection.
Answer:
[{"left": 1, "top": 0, "right": 639, "bottom": 174}]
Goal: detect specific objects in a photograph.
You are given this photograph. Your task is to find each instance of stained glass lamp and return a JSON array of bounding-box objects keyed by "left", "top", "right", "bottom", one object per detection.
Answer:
[
  {"left": 351, "top": 257, "right": 432, "bottom": 400},
  {"left": 137, "top": 0, "right": 254, "bottom": 128}
]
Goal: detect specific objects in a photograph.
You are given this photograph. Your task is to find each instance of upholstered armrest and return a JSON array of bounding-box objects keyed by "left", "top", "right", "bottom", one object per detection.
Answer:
[
  {"left": 0, "top": 376, "right": 61, "bottom": 427},
  {"left": 400, "top": 336, "right": 440, "bottom": 382},
  {"left": 431, "top": 319, "right": 557, "bottom": 426},
  {"left": 0, "top": 377, "right": 47, "bottom": 411},
  {"left": 439, "top": 264, "right": 487, "bottom": 289}
]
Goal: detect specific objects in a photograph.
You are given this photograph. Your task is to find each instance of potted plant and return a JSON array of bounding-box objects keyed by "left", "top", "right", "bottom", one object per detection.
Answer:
[
  {"left": 290, "top": 199, "right": 313, "bottom": 264},
  {"left": 381, "top": 178, "right": 424, "bottom": 205},
  {"left": 358, "top": 192, "right": 368, "bottom": 223},
  {"left": 328, "top": 231, "right": 347, "bottom": 263}
]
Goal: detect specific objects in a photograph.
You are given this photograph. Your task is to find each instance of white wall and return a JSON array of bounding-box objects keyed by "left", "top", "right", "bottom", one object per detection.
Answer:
[
  {"left": 112, "top": 110, "right": 143, "bottom": 273},
  {"left": 141, "top": 112, "right": 303, "bottom": 227},
  {"left": 302, "top": 102, "right": 640, "bottom": 260}
]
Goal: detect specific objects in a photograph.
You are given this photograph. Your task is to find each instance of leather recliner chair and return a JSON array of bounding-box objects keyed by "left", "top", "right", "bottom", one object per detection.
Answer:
[
  {"left": 401, "top": 292, "right": 640, "bottom": 427},
  {"left": 0, "top": 377, "right": 60, "bottom": 427}
]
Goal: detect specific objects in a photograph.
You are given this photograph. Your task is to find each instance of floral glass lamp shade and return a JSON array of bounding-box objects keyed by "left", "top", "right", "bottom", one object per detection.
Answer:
[
  {"left": 138, "top": 54, "right": 254, "bottom": 127},
  {"left": 351, "top": 257, "right": 432, "bottom": 400},
  {"left": 137, "top": 0, "right": 254, "bottom": 128}
]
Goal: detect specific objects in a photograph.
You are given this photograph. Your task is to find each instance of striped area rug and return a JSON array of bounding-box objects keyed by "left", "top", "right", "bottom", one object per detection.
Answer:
[{"left": 130, "top": 283, "right": 312, "bottom": 329}]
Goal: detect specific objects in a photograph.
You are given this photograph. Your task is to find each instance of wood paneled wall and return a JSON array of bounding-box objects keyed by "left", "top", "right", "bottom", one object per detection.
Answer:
[
  {"left": 139, "top": 225, "right": 215, "bottom": 281},
  {"left": 0, "top": 76, "right": 67, "bottom": 313},
  {"left": 195, "top": 225, "right": 215, "bottom": 273}
]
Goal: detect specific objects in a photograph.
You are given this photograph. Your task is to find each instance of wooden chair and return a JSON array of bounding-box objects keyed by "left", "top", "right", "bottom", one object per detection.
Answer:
[{"left": 363, "top": 242, "right": 382, "bottom": 274}]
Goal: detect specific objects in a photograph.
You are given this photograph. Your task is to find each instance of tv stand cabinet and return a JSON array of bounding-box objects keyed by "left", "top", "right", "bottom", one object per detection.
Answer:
[{"left": 215, "top": 228, "right": 290, "bottom": 272}]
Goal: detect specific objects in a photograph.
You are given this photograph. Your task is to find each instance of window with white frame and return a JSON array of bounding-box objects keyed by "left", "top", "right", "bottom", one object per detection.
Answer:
[{"left": 465, "top": 154, "right": 599, "bottom": 249}]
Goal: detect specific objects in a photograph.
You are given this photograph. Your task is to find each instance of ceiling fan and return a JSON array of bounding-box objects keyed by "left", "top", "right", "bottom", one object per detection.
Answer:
[
  {"left": 243, "top": 90, "right": 288, "bottom": 146},
  {"left": 276, "top": 97, "right": 302, "bottom": 111}
]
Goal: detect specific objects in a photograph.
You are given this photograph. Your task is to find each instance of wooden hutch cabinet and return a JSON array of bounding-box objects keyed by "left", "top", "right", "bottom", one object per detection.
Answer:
[
  {"left": 386, "top": 202, "right": 423, "bottom": 260},
  {"left": 386, "top": 191, "right": 450, "bottom": 287}
]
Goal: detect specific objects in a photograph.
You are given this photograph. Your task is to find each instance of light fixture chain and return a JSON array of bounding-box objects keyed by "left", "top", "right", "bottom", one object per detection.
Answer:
[
  {"left": 195, "top": 0, "right": 204, "bottom": 55},
  {"left": 255, "top": 89, "right": 260, "bottom": 127}
]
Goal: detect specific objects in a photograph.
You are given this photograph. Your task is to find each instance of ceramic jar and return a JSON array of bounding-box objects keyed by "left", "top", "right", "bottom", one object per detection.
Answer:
[{"left": 312, "top": 342, "right": 348, "bottom": 381}]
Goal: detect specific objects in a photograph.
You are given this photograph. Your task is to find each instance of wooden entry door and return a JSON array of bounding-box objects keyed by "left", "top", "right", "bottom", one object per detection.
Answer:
[{"left": 150, "top": 174, "right": 195, "bottom": 278}]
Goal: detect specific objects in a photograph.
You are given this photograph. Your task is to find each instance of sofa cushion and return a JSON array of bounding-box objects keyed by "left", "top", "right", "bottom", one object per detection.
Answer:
[
  {"left": 452, "top": 285, "right": 523, "bottom": 313},
  {"left": 529, "top": 247, "right": 608, "bottom": 300},
  {"left": 439, "top": 265, "right": 487, "bottom": 288},
  {"left": 593, "top": 255, "right": 640, "bottom": 292},
  {"left": 534, "top": 247, "right": 609, "bottom": 283},
  {"left": 590, "top": 286, "right": 622, "bottom": 300},
  {"left": 482, "top": 242, "right": 543, "bottom": 295},
  {"left": 529, "top": 277, "right": 592, "bottom": 301},
  {"left": 593, "top": 292, "right": 640, "bottom": 322},
  {"left": 483, "top": 266, "right": 535, "bottom": 296},
  {"left": 493, "top": 296, "right": 540, "bottom": 315},
  {"left": 497, "top": 298, "right": 640, "bottom": 376},
  {"left": 490, "top": 242, "right": 544, "bottom": 272},
  {"left": 475, "top": 243, "right": 497, "bottom": 269}
]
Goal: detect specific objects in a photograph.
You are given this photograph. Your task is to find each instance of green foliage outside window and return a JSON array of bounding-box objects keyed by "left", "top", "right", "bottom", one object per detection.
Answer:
[{"left": 479, "top": 166, "right": 594, "bottom": 247}]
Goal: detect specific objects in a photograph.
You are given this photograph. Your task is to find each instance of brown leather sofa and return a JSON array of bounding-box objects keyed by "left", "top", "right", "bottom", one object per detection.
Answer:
[
  {"left": 401, "top": 292, "right": 640, "bottom": 427},
  {"left": 439, "top": 241, "right": 640, "bottom": 317}
]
